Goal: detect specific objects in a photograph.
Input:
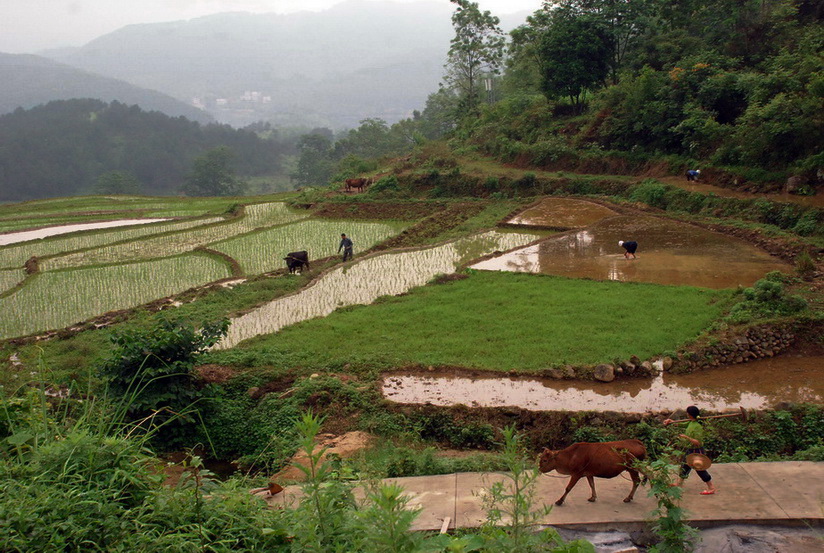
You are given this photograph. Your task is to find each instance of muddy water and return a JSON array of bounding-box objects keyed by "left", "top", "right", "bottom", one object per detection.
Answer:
[
  {"left": 216, "top": 230, "right": 542, "bottom": 349},
  {"left": 508, "top": 197, "right": 618, "bottom": 228},
  {"left": 382, "top": 354, "right": 824, "bottom": 413},
  {"left": 0, "top": 219, "right": 170, "bottom": 246},
  {"left": 472, "top": 215, "right": 789, "bottom": 289}
]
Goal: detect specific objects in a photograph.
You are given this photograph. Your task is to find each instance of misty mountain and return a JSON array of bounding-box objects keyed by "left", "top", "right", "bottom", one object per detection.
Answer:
[
  {"left": 45, "top": 0, "right": 531, "bottom": 129},
  {"left": 0, "top": 53, "right": 213, "bottom": 124}
]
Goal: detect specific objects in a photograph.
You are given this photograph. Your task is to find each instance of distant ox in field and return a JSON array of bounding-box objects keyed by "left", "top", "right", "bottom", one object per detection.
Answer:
[
  {"left": 538, "top": 439, "right": 647, "bottom": 505},
  {"left": 283, "top": 250, "right": 309, "bottom": 274},
  {"left": 345, "top": 178, "right": 369, "bottom": 193}
]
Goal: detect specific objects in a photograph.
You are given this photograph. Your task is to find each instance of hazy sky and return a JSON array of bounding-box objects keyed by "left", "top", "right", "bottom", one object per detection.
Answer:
[{"left": 1, "top": 0, "right": 545, "bottom": 54}]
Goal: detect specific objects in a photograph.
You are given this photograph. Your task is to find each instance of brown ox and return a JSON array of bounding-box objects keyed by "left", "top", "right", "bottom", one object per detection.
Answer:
[
  {"left": 345, "top": 178, "right": 369, "bottom": 192},
  {"left": 538, "top": 439, "right": 647, "bottom": 506}
]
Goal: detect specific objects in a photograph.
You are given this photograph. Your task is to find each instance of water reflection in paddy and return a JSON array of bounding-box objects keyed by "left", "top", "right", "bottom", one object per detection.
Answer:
[
  {"left": 217, "top": 230, "right": 542, "bottom": 349},
  {"left": 0, "top": 218, "right": 170, "bottom": 246},
  {"left": 472, "top": 215, "right": 789, "bottom": 289},
  {"left": 382, "top": 354, "right": 824, "bottom": 413},
  {"left": 508, "top": 197, "right": 618, "bottom": 228}
]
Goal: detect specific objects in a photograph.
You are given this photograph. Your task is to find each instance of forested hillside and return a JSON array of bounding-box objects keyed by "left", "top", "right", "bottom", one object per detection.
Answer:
[
  {"left": 0, "top": 53, "right": 212, "bottom": 123},
  {"left": 288, "top": 0, "right": 822, "bottom": 193},
  {"left": 459, "top": 0, "right": 824, "bottom": 182},
  {"left": 0, "top": 99, "right": 289, "bottom": 201}
]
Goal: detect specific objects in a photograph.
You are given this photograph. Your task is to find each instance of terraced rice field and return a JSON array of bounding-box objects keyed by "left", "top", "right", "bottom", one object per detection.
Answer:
[
  {"left": 0, "top": 253, "right": 232, "bottom": 339},
  {"left": 0, "top": 197, "right": 415, "bottom": 340},
  {"left": 0, "top": 217, "right": 224, "bottom": 268},
  {"left": 0, "top": 268, "right": 24, "bottom": 295},
  {"left": 42, "top": 203, "right": 307, "bottom": 270},
  {"left": 213, "top": 219, "right": 409, "bottom": 274},
  {"left": 218, "top": 229, "right": 542, "bottom": 348}
]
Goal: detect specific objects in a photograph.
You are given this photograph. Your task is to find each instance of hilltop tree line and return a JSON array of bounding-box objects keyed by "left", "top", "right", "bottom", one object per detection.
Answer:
[
  {"left": 0, "top": 99, "right": 294, "bottom": 201},
  {"left": 294, "top": 0, "right": 823, "bottom": 186}
]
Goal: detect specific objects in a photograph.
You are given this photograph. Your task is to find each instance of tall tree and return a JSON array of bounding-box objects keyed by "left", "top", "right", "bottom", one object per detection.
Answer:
[
  {"left": 292, "top": 133, "right": 334, "bottom": 187},
  {"left": 443, "top": 0, "right": 506, "bottom": 115},
  {"left": 92, "top": 170, "right": 142, "bottom": 195},
  {"left": 181, "top": 146, "right": 243, "bottom": 197},
  {"left": 539, "top": 13, "right": 614, "bottom": 111}
]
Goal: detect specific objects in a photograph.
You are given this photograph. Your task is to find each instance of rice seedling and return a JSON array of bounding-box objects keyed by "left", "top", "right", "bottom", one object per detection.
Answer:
[
  {"left": 212, "top": 219, "right": 410, "bottom": 275},
  {"left": 0, "top": 268, "right": 24, "bottom": 294},
  {"left": 218, "top": 230, "right": 542, "bottom": 348},
  {"left": 0, "top": 253, "right": 232, "bottom": 339},
  {"left": 0, "top": 216, "right": 225, "bottom": 269},
  {"left": 42, "top": 203, "right": 307, "bottom": 270}
]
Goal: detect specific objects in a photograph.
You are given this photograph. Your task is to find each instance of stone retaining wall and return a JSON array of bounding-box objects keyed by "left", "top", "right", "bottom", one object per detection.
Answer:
[
  {"left": 667, "top": 323, "right": 797, "bottom": 374},
  {"left": 541, "top": 323, "right": 802, "bottom": 382}
]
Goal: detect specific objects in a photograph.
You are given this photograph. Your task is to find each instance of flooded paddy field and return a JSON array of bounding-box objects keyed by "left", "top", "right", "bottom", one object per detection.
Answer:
[
  {"left": 0, "top": 216, "right": 225, "bottom": 269},
  {"left": 212, "top": 219, "right": 409, "bottom": 275},
  {"left": 473, "top": 215, "right": 790, "bottom": 289},
  {"left": 42, "top": 203, "right": 307, "bottom": 270},
  {"left": 0, "top": 252, "right": 232, "bottom": 339},
  {"left": 0, "top": 218, "right": 172, "bottom": 246},
  {"left": 382, "top": 353, "right": 824, "bottom": 413},
  {"left": 506, "top": 197, "right": 618, "bottom": 229},
  {"left": 0, "top": 268, "right": 24, "bottom": 294},
  {"left": 217, "top": 230, "right": 542, "bottom": 349}
]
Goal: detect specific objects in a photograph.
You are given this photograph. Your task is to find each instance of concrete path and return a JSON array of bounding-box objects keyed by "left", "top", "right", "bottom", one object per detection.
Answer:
[{"left": 263, "top": 462, "right": 824, "bottom": 532}]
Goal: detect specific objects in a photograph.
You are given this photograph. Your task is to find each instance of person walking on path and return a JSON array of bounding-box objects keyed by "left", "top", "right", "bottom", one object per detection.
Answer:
[
  {"left": 664, "top": 405, "right": 717, "bottom": 495},
  {"left": 686, "top": 169, "right": 701, "bottom": 181},
  {"left": 618, "top": 240, "right": 638, "bottom": 259},
  {"left": 338, "top": 233, "right": 354, "bottom": 262}
]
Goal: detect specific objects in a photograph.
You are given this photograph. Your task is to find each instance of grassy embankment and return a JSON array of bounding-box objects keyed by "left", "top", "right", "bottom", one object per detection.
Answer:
[{"left": 208, "top": 270, "right": 731, "bottom": 373}]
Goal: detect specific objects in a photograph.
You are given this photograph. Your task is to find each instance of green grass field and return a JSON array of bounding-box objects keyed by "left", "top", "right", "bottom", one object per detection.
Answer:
[{"left": 220, "top": 270, "right": 730, "bottom": 371}]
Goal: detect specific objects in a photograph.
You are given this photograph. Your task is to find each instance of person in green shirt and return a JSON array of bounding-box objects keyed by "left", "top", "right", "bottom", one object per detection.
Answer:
[{"left": 664, "top": 405, "right": 717, "bottom": 495}]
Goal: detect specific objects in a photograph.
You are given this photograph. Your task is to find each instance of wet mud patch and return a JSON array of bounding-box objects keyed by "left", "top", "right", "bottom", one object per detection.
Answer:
[
  {"left": 382, "top": 353, "right": 824, "bottom": 413},
  {"left": 472, "top": 215, "right": 790, "bottom": 289},
  {"left": 506, "top": 197, "right": 618, "bottom": 229}
]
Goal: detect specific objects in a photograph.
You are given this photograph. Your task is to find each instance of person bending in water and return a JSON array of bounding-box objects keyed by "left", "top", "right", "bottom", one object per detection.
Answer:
[
  {"left": 618, "top": 240, "right": 637, "bottom": 259},
  {"left": 338, "top": 233, "right": 354, "bottom": 262},
  {"left": 664, "top": 405, "right": 717, "bottom": 495},
  {"left": 686, "top": 169, "right": 701, "bottom": 181}
]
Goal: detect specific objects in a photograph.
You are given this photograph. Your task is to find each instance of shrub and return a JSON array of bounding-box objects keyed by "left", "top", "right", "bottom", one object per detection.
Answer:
[
  {"left": 367, "top": 175, "right": 400, "bottom": 196},
  {"left": 727, "top": 276, "right": 807, "bottom": 323},
  {"left": 96, "top": 317, "right": 229, "bottom": 447},
  {"left": 795, "top": 251, "right": 817, "bottom": 279},
  {"left": 629, "top": 180, "right": 669, "bottom": 209}
]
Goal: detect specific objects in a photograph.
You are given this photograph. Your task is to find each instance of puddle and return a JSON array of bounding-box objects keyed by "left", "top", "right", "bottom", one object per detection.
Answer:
[
  {"left": 216, "top": 230, "right": 542, "bottom": 349},
  {"left": 472, "top": 215, "right": 789, "bottom": 289},
  {"left": 0, "top": 219, "right": 170, "bottom": 246},
  {"left": 507, "top": 198, "right": 618, "bottom": 228},
  {"left": 382, "top": 354, "right": 824, "bottom": 412}
]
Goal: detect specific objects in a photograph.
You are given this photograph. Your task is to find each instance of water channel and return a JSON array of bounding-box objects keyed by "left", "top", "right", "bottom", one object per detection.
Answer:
[
  {"left": 382, "top": 353, "right": 824, "bottom": 413},
  {"left": 0, "top": 218, "right": 170, "bottom": 246},
  {"left": 216, "top": 230, "right": 543, "bottom": 349}
]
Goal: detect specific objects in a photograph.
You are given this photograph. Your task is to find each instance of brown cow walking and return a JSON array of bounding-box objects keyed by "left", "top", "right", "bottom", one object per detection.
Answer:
[{"left": 538, "top": 439, "right": 647, "bottom": 506}]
